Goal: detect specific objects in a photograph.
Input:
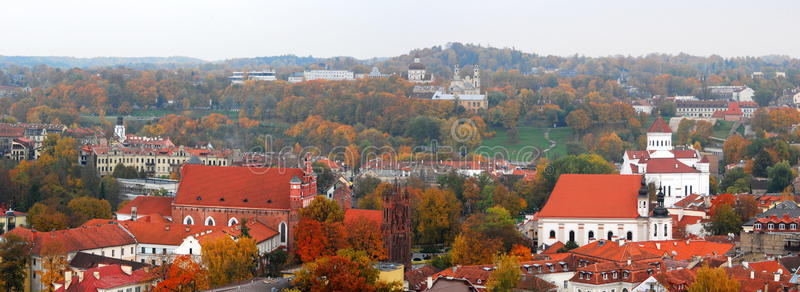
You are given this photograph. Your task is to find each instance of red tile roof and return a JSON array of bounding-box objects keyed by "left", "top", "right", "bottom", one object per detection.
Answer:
[
  {"left": 748, "top": 260, "right": 790, "bottom": 275},
  {"left": 6, "top": 225, "right": 136, "bottom": 255},
  {"left": 55, "top": 264, "right": 156, "bottom": 291},
  {"left": 83, "top": 220, "right": 223, "bottom": 246},
  {"left": 648, "top": 117, "right": 672, "bottom": 133},
  {"left": 433, "top": 265, "right": 491, "bottom": 287},
  {"left": 653, "top": 268, "right": 696, "bottom": 290},
  {"left": 542, "top": 241, "right": 565, "bottom": 254},
  {"left": 117, "top": 196, "right": 173, "bottom": 218},
  {"left": 643, "top": 158, "right": 700, "bottom": 174},
  {"left": 672, "top": 194, "right": 705, "bottom": 209},
  {"left": 538, "top": 175, "right": 642, "bottom": 219},
  {"left": 633, "top": 240, "right": 734, "bottom": 261},
  {"left": 344, "top": 209, "right": 382, "bottom": 225},
  {"left": 570, "top": 240, "right": 661, "bottom": 262},
  {"left": 175, "top": 165, "right": 306, "bottom": 210},
  {"left": 405, "top": 265, "right": 442, "bottom": 291},
  {"left": 0, "top": 125, "right": 23, "bottom": 137}
]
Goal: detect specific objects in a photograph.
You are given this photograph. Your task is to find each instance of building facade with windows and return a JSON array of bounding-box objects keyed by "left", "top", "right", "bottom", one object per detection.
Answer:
[
  {"left": 621, "top": 117, "right": 710, "bottom": 207},
  {"left": 536, "top": 174, "right": 672, "bottom": 248},
  {"left": 302, "top": 70, "right": 355, "bottom": 81}
]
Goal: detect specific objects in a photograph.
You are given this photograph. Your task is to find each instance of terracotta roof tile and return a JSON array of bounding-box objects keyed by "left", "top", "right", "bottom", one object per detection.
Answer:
[
  {"left": 6, "top": 225, "right": 136, "bottom": 255},
  {"left": 55, "top": 264, "right": 156, "bottom": 291},
  {"left": 538, "top": 175, "right": 643, "bottom": 219},
  {"left": 648, "top": 117, "right": 672, "bottom": 133},
  {"left": 117, "top": 196, "right": 173, "bottom": 218},
  {"left": 570, "top": 240, "right": 661, "bottom": 262},
  {"left": 344, "top": 209, "right": 382, "bottom": 225},
  {"left": 643, "top": 158, "right": 700, "bottom": 174},
  {"left": 634, "top": 240, "right": 734, "bottom": 261},
  {"left": 748, "top": 260, "right": 790, "bottom": 275},
  {"left": 175, "top": 165, "right": 306, "bottom": 210}
]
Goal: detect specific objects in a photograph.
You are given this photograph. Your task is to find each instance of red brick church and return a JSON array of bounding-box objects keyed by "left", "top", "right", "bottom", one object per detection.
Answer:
[{"left": 171, "top": 160, "right": 319, "bottom": 251}]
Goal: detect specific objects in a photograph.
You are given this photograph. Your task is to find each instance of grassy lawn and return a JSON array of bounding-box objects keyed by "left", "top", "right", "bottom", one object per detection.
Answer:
[
  {"left": 712, "top": 120, "right": 734, "bottom": 139},
  {"left": 479, "top": 126, "right": 574, "bottom": 161}
]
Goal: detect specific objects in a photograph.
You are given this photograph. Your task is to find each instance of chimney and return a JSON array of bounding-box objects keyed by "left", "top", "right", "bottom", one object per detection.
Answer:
[
  {"left": 743, "top": 261, "right": 749, "bottom": 269},
  {"left": 627, "top": 259, "right": 632, "bottom": 265},
  {"left": 64, "top": 271, "right": 73, "bottom": 289},
  {"left": 656, "top": 243, "right": 661, "bottom": 249},
  {"left": 77, "top": 271, "right": 84, "bottom": 282},
  {"left": 726, "top": 257, "right": 732, "bottom": 268},
  {"left": 121, "top": 265, "right": 132, "bottom": 275},
  {"left": 93, "top": 271, "right": 100, "bottom": 280},
  {"left": 775, "top": 272, "right": 781, "bottom": 282},
  {"left": 131, "top": 206, "right": 137, "bottom": 221},
  {"left": 750, "top": 270, "right": 755, "bottom": 279},
  {"left": 427, "top": 276, "right": 433, "bottom": 289}
]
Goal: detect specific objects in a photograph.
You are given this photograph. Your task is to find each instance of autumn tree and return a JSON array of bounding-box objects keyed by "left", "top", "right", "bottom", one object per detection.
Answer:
[
  {"left": 491, "top": 184, "right": 526, "bottom": 216},
  {"left": 565, "top": 109, "right": 591, "bottom": 134},
  {"left": 0, "top": 234, "right": 30, "bottom": 291},
  {"left": 201, "top": 236, "right": 258, "bottom": 287},
  {"left": 413, "top": 188, "right": 462, "bottom": 245},
  {"left": 449, "top": 232, "right": 500, "bottom": 266},
  {"left": 734, "top": 195, "right": 760, "bottom": 222},
  {"left": 300, "top": 196, "right": 344, "bottom": 223},
  {"left": 27, "top": 203, "right": 69, "bottom": 232},
  {"left": 358, "top": 182, "right": 391, "bottom": 210},
  {"left": 154, "top": 255, "right": 210, "bottom": 292},
  {"left": 344, "top": 216, "right": 386, "bottom": 261},
  {"left": 487, "top": 254, "right": 522, "bottom": 292},
  {"left": 293, "top": 249, "right": 401, "bottom": 292},
  {"left": 509, "top": 244, "right": 532, "bottom": 261},
  {"left": 37, "top": 241, "right": 68, "bottom": 292},
  {"left": 722, "top": 134, "right": 750, "bottom": 163},
  {"left": 295, "top": 218, "right": 332, "bottom": 263},
  {"left": 594, "top": 132, "right": 625, "bottom": 163},
  {"left": 67, "top": 196, "right": 112, "bottom": 225},
  {"left": 688, "top": 266, "right": 740, "bottom": 292}
]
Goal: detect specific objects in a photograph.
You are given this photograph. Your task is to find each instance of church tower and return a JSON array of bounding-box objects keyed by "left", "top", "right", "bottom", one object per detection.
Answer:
[
  {"left": 637, "top": 176, "right": 649, "bottom": 217},
  {"left": 453, "top": 64, "right": 461, "bottom": 81},
  {"left": 114, "top": 116, "right": 126, "bottom": 143},
  {"left": 382, "top": 182, "right": 411, "bottom": 270},
  {"left": 646, "top": 117, "right": 673, "bottom": 151},
  {"left": 473, "top": 64, "right": 480, "bottom": 89},
  {"left": 648, "top": 186, "right": 672, "bottom": 240}
]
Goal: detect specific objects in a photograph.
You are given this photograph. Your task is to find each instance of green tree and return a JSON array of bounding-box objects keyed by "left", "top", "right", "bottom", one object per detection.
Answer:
[
  {"left": 300, "top": 196, "right": 344, "bottom": 223},
  {"left": 67, "top": 196, "right": 112, "bottom": 225},
  {"left": 752, "top": 151, "right": 773, "bottom": 178},
  {"left": 707, "top": 204, "right": 742, "bottom": 235},
  {"left": 111, "top": 163, "right": 140, "bottom": 179},
  {"left": 0, "top": 234, "right": 30, "bottom": 291},
  {"left": 487, "top": 254, "right": 521, "bottom": 292},
  {"left": 720, "top": 168, "right": 750, "bottom": 194},
  {"left": 413, "top": 188, "right": 461, "bottom": 245},
  {"left": 767, "top": 160, "right": 795, "bottom": 193},
  {"left": 313, "top": 162, "right": 335, "bottom": 194}
]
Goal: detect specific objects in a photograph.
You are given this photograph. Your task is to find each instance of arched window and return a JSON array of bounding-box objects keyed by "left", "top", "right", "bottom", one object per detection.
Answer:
[
  {"left": 279, "top": 222, "right": 288, "bottom": 243},
  {"left": 768, "top": 223, "right": 775, "bottom": 230},
  {"left": 183, "top": 216, "right": 194, "bottom": 225},
  {"left": 654, "top": 224, "right": 658, "bottom": 237},
  {"left": 588, "top": 231, "right": 595, "bottom": 239},
  {"left": 780, "top": 223, "right": 786, "bottom": 230},
  {"left": 228, "top": 217, "right": 239, "bottom": 227},
  {"left": 568, "top": 231, "right": 575, "bottom": 243},
  {"left": 626, "top": 231, "right": 633, "bottom": 240},
  {"left": 607, "top": 231, "right": 613, "bottom": 240},
  {"left": 755, "top": 223, "right": 762, "bottom": 229},
  {"left": 205, "top": 216, "right": 215, "bottom": 226},
  {"left": 791, "top": 224, "right": 797, "bottom": 229},
  {"left": 549, "top": 230, "right": 556, "bottom": 239}
]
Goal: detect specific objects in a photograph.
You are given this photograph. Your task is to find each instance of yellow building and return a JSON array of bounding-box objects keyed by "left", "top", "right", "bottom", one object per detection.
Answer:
[
  {"left": 376, "top": 262, "right": 404, "bottom": 285},
  {"left": 82, "top": 145, "right": 233, "bottom": 177}
]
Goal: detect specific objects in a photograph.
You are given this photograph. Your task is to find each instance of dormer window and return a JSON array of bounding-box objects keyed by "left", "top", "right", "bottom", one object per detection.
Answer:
[
  {"left": 755, "top": 223, "right": 762, "bottom": 229},
  {"left": 612, "top": 271, "right": 618, "bottom": 279},
  {"left": 623, "top": 271, "right": 629, "bottom": 278},
  {"left": 780, "top": 223, "right": 786, "bottom": 230},
  {"left": 792, "top": 224, "right": 797, "bottom": 229},
  {"left": 579, "top": 272, "right": 584, "bottom": 279},
  {"left": 768, "top": 223, "right": 775, "bottom": 230},
  {"left": 603, "top": 273, "right": 608, "bottom": 280}
]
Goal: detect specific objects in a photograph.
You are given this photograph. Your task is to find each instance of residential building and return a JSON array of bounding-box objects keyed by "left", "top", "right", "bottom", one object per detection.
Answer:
[
  {"left": 535, "top": 174, "right": 672, "bottom": 248},
  {"left": 740, "top": 201, "right": 800, "bottom": 255},
  {"left": 82, "top": 145, "right": 233, "bottom": 177},
  {"left": 707, "top": 85, "right": 755, "bottom": 102},
  {"left": 302, "top": 70, "right": 355, "bottom": 81},
  {"left": 0, "top": 123, "right": 66, "bottom": 159},
  {"left": 366, "top": 66, "right": 390, "bottom": 78},
  {"left": 631, "top": 99, "right": 654, "bottom": 114},
  {"left": 9, "top": 137, "right": 34, "bottom": 161},
  {"left": 431, "top": 92, "right": 488, "bottom": 111},
  {"left": 675, "top": 100, "right": 728, "bottom": 118},
  {"left": 0, "top": 208, "right": 25, "bottom": 234},
  {"left": 53, "top": 264, "right": 156, "bottom": 292},
  {"left": 621, "top": 117, "right": 711, "bottom": 206}
]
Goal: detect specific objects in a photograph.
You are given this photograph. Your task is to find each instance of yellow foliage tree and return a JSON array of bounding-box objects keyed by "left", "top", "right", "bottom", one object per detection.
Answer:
[
  {"left": 37, "top": 241, "right": 68, "bottom": 292},
  {"left": 201, "top": 236, "right": 258, "bottom": 287},
  {"left": 687, "top": 266, "right": 740, "bottom": 292}
]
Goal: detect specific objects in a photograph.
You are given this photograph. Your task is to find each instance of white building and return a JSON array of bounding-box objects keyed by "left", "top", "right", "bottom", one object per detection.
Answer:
[
  {"left": 707, "top": 85, "right": 755, "bottom": 102},
  {"left": 620, "top": 117, "right": 710, "bottom": 207},
  {"left": 229, "top": 70, "right": 277, "bottom": 84},
  {"left": 303, "top": 70, "right": 355, "bottom": 81},
  {"left": 406, "top": 55, "right": 433, "bottom": 83},
  {"left": 535, "top": 174, "right": 672, "bottom": 248}
]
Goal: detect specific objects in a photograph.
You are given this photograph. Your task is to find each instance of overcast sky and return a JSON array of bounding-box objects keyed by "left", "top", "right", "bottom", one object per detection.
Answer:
[{"left": 2, "top": 0, "right": 797, "bottom": 61}]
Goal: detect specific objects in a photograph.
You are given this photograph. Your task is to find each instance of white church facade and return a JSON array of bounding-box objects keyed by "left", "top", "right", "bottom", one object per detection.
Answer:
[
  {"left": 620, "top": 117, "right": 710, "bottom": 207},
  {"left": 536, "top": 174, "right": 672, "bottom": 249}
]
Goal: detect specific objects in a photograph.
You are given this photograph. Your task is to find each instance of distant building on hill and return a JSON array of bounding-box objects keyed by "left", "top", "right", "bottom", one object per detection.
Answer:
[{"left": 229, "top": 70, "right": 277, "bottom": 84}]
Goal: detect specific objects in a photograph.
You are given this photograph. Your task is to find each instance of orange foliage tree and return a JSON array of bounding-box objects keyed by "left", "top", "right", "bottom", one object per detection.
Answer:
[{"left": 154, "top": 255, "right": 210, "bottom": 292}]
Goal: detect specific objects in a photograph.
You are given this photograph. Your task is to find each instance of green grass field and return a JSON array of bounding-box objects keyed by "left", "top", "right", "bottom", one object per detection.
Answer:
[
  {"left": 712, "top": 120, "right": 734, "bottom": 139},
  {"left": 479, "top": 126, "right": 573, "bottom": 161}
]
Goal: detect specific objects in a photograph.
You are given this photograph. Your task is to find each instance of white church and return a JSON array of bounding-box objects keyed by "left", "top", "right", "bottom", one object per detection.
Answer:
[
  {"left": 620, "top": 117, "right": 710, "bottom": 207},
  {"left": 536, "top": 174, "right": 672, "bottom": 248}
]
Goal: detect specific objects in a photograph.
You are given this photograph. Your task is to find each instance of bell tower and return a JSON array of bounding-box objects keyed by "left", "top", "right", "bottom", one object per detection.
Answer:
[{"left": 473, "top": 64, "right": 480, "bottom": 89}]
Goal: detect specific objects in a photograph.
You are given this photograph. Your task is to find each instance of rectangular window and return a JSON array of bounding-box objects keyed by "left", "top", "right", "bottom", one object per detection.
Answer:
[{"left": 141, "top": 247, "right": 145, "bottom": 254}]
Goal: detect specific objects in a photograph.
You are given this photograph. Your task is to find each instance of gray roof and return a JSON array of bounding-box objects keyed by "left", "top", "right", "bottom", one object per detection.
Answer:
[
  {"left": 744, "top": 201, "right": 800, "bottom": 226},
  {"left": 186, "top": 155, "right": 203, "bottom": 165},
  {"left": 431, "top": 91, "right": 486, "bottom": 101},
  {"left": 202, "top": 278, "right": 290, "bottom": 292}
]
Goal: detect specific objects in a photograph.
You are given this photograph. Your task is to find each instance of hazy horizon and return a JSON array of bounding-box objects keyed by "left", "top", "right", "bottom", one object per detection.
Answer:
[{"left": 2, "top": 0, "right": 798, "bottom": 61}]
